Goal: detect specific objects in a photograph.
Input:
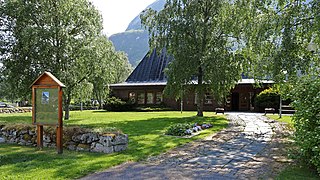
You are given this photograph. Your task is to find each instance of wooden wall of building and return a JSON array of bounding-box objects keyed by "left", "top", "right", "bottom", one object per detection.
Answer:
[{"left": 110, "top": 83, "right": 271, "bottom": 112}]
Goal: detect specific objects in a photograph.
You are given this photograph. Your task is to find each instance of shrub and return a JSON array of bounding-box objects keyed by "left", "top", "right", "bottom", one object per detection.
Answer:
[
  {"left": 165, "top": 123, "right": 192, "bottom": 136},
  {"left": 69, "top": 105, "right": 99, "bottom": 111},
  {"left": 290, "top": 75, "right": 320, "bottom": 173},
  {"left": 103, "top": 97, "right": 134, "bottom": 112},
  {"left": 255, "top": 87, "right": 280, "bottom": 112}
]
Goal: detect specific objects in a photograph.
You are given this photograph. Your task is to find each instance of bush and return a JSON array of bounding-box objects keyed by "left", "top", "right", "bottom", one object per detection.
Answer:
[
  {"left": 290, "top": 75, "right": 320, "bottom": 173},
  {"left": 103, "top": 97, "right": 134, "bottom": 112},
  {"left": 165, "top": 123, "right": 192, "bottom": 136},
  {"left": 69, "top": 105, "right": 99, "bottom": 111},
  {"left": 255, "top": 87, "right": 280, "bottom": 112}
]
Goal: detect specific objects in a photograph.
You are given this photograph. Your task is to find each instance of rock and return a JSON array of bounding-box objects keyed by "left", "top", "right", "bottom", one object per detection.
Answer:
[
  {"left": 77, "top": 143, "right": 90, "bottom": 151},
  {"left": 67, "top": 144, "right": 77, "bottom": 151},
  {"left": 0, "top": 124, "right": 128, "bottom": 154},
  {"left": 20, "top": 130, "right": 28, "bottom": 134},
  {"left": 72, "top": 134, "right": 82, "bottom": 143},
  {"left": 19, "top": 139, "right": 26, "bottom": 144},
  {"left": 99, "top": 136, "right": 112, "bottom": 147},
  {"left": 28, "top": 130, "right": 36, "bottom": 136},
  {"left": 43, "top": 135, "right": 51, "bottom": 143},
  {"left": 79, "top": 133, "right": 99, "bottom": 144},
  {"left": 114, "top": 145, "right": 127, "bottom": 152},
  {"left": 80, "top": 134, "right": 88, "bottom": 143},
  {"left": 0, "top": 137, "right": 5, "bottom": 143},
  {"left": 86, "top": 133, "right": 99, "bottom": 143},
  {"left": 103, "top": 146, "right": 114, "bottom": 154},
  {"left": 31, "top": 137, "right": 36, "bottom": 144},
  {"left": 91, "top": 142, "right": 103, "bottom": 152},
  {"left": 112, "top": 134, "right": 128, "bottom": 145},
  {"left": 9, "top": 138, "right": 17, "bottom": 143},
  {"left": 91, "top": 143, "right": 114, "bottom": 153},
  {"left": 43, "top": 142, "right": 49, "bottom": 147},
  {"left": 18, "top": 141, "right": 26, "bottom": 146}
]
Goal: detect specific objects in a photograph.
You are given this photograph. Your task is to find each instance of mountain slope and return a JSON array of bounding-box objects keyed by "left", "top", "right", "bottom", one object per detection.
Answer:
[
  {"left": 109, "top": 0, "right": 165, "bottom": 67},
  {"left": 109, "top": 30, "right": 149, "bottom": 67},
  {"left": 126, "top": 0, "right": 166, "bottom": 31}
]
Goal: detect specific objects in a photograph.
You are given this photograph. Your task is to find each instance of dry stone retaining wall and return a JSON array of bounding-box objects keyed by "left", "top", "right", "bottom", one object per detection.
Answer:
[
  {"left": 0, "top": 125, "right": 128, "bottom": 154},
  {"left": 0, "top": 107, "right": 32, "bottom": 113}
]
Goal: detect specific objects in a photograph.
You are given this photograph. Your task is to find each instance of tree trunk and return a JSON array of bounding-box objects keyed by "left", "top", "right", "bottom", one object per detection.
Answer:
[
  {"left": 64, "top": 92, "right": 71, "bottom": 120},
  {"left": 95, "top": 90, "right": 102, "bottom": 109},
  {"left": 196, "top": 67, "right": 204, "bottom": 117}
]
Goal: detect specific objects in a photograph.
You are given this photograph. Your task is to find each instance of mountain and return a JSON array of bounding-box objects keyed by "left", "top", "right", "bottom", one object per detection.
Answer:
[
  {"left": 109, "top": 30, "right": 149, "bottom": 67},
  {"left": 109, "top": 0, "right": 165, "bottom": 67},
  {"left": 126, "top": 0, "right": 166, "bottom": 31}
]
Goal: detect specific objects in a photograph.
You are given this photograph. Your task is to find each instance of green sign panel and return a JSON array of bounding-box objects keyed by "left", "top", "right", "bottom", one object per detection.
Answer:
[{"left": 35, "top": 88, "right": 59, "bottom": 125}]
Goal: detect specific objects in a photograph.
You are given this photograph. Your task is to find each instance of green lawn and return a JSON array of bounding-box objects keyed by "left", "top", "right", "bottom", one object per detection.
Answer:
[
  {"left": 267, "top": 114, "right": 294, "bottom": 128},
  {"left": 0, "top": 111, "right": 228, "bottom": 179}
]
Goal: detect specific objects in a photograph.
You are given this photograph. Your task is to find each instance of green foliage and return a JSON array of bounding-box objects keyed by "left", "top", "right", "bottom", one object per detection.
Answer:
[
  {"left": 290, "top": 74, "right": 320, "bottom": 174},
  {"left": 0, "top": 111, "right": 228, "bottom": 179},
  {"left": 165, "top": 123, "right": 192, "bottom": 136},
  {"left": 103, "top": 97, "right": 134, "bottom": 112},
  {"left": 241, "top": 0, "right": 319, "bottom": 83},
  {"left": 141, "top": 0, "right": 247, "bottom": 116},
  {"left": 0, "top": 0, "right": 131, "bottom": 118},
  {"left": 88, "top": 37, "right": 132, "bottom": 109},
  {"left": 255, "top": 87, "right": 280, "bottom": 112},
  {"left": 0, "top": 0, "right": 102, "bottom": 98}
]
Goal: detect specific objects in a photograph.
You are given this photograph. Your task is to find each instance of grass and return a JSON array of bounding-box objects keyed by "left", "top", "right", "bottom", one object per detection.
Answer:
[
  {"left": 0, "top": 111, "right": 228, "bottom": 179},
  {"left": 276, "top": 164, "right": 319, "bottom": 180},
  {"left": 267, "top": 115, "right": 320, "bottom": 179},
  {"left": 267, "top": 114, "right": 294, "bottom": 128}
]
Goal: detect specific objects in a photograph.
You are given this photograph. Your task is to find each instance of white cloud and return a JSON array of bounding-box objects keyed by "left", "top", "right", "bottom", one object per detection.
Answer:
[{"left": 90, "top": 0, "right": 155, "bottom": 36}]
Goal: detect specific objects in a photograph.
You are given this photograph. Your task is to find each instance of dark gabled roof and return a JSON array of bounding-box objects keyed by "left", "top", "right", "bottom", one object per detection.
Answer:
[{"left": 126, "top": 48, "right": 172, "bottom": 83}]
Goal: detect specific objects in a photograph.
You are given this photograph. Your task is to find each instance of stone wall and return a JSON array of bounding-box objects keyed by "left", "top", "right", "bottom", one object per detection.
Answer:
[
  {"left": 0, "top": 107, "right": 32, "bottom": 113},
  {"left": 0, "top": 124, "right": 128, "bottom": 154}
]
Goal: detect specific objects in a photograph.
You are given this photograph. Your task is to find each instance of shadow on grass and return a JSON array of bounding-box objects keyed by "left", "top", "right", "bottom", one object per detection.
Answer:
[
  {"left": 0, "top": 115, "right": 228, "bottom": 179},
  {"left": 0, "top": 144, "right": 129, "bottom": 179}
]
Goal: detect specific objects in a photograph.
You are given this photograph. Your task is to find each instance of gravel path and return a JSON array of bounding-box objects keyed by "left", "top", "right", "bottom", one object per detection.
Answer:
[{"left": 80, "top": 113, "right": 292, "bottom": 180}]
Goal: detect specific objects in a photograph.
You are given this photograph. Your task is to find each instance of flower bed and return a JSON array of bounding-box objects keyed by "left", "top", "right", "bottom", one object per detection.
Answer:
[{"left": 165, "top": 122, "right": 213, "bottom": 137}]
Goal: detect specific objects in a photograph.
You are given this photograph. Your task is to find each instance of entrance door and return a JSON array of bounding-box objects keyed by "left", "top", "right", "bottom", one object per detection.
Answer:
[
  {"left": 231, "top": 93, "right": 239, "bottom": 111},
  {"left": 239, "top": 93, "right": 249, "bottom": 111}
]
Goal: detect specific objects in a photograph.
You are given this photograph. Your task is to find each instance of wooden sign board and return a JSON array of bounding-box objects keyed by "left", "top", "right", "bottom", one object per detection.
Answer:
[
  {"left": 31, "top": 72, "right": 65, "bottom": 154},
  {"left": 34, "top": 88, "right": 59, "bottom": 125}
]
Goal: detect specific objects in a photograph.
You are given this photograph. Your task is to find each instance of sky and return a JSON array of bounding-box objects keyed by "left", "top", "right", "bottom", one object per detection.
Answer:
[{"left": 90, "top": 0, "right": 156, "bottom": 36}]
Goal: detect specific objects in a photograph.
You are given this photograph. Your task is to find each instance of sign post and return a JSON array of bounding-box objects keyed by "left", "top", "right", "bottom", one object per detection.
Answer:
[{"left": 31, "top": 72, "right": 65, "bottom": 154}]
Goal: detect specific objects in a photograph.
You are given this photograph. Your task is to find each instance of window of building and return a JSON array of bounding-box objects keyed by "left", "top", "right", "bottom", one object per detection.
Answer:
[
  {"left": 146, "top": 92, "right": 154, "bottom": 104},
  {"left": 137, "top": 92, "right": 145, "bottom": 104},
  {"left": 156, "top": 92, "right": 163, "bottom": 104},
  {"left": 128, "top": 92, "right": 136, "bottom": 103},
  {"left": 204, "top": 93, "right": 213, "bottom": 104}
]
